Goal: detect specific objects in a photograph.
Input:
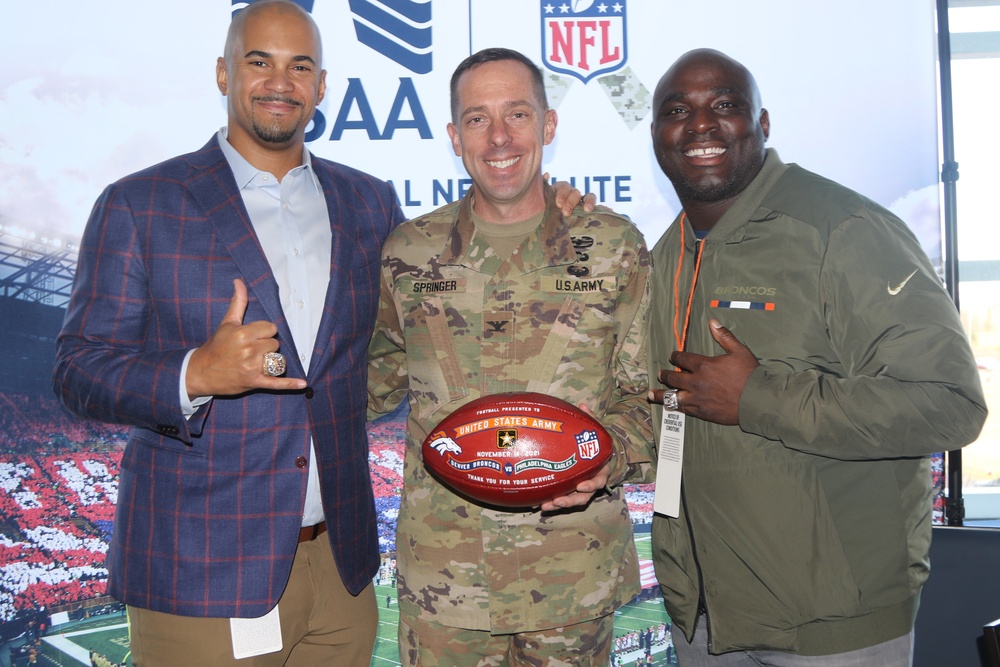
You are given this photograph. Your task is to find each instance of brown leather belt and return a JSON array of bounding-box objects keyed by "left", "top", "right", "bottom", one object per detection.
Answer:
[{"left": 298, "top": 521, "right": 327, "bottom": 543}]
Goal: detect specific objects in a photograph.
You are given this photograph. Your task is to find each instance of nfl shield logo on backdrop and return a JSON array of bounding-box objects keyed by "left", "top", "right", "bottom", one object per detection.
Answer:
[{"left": 541, "top": 0, "right": 627, "bottom": 83}]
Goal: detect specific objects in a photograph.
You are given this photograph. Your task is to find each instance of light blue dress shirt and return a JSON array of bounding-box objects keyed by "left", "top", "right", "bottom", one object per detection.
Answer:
[{"left": 182, "top": 128, "right": 331, "bottom": 527}]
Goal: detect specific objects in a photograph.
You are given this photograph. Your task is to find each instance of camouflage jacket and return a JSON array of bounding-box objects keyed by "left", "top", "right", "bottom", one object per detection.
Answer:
[{"left": 368, "top": 185, "right": 654, "bottom": 633}]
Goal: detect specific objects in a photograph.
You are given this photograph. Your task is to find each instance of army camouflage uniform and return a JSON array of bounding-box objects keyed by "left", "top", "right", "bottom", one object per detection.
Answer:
[
  {"left": 368, "top": 184, "right": 654, "bottom": 655},
  {"left": 397, "top": 612, "right": 615, "bottom": 667}
]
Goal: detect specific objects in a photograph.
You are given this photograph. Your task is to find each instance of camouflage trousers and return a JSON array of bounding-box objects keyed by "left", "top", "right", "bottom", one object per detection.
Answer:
[{"left": 398, "top": 611, "right": 614, "bottom": 667}]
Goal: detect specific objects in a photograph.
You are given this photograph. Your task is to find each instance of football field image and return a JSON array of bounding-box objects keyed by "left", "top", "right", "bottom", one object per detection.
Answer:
[{"left": 12, "top": 534, "right": 676, "bottom": 667}]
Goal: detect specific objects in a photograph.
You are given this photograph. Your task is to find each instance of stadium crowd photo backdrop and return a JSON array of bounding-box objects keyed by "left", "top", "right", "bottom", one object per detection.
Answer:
[{"left": 0, "top": 1, "right": 943, "bottom": 665}]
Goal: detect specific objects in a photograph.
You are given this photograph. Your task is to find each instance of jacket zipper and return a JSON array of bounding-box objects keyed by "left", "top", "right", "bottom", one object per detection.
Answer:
[
  {"left": 683, "top": 236, "right": 710, "bottom": 648},
  {"left": 681, "top": 482, "right": 711, "bottom": 648}
]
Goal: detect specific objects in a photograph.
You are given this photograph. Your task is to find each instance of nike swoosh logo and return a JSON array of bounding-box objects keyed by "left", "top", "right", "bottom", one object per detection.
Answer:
[{"left": 888, "top": 269, "right": 918, "bottom": 296}]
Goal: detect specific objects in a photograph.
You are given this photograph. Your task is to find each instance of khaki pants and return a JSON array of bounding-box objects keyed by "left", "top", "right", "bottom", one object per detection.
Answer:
[{"left": 128, "top": 535, "right": 377, "bottom": 666}]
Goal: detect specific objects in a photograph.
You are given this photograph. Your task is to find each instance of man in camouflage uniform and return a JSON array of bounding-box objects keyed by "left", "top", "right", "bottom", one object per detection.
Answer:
[{"left": 368, "top": 48, "right": 654, "bottom": 666}]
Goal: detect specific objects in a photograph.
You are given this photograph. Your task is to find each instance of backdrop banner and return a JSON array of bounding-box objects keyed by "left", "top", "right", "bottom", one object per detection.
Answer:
[{"left": 0, "top": 1, "right": 940, "bottom": 663}]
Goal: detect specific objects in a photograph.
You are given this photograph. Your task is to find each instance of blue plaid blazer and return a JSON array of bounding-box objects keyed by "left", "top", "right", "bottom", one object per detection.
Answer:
[{"left": 53, "top": 136, "right": 405, "bottom": 617}]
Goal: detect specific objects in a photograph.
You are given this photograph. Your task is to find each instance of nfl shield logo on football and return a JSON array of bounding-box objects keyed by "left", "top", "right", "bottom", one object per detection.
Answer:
[
  {"left": 541, "top": 0, "right": 628, "bottom": 83},
  {"left": 575, "top": 429, "right": 602, "bottom": 460}
]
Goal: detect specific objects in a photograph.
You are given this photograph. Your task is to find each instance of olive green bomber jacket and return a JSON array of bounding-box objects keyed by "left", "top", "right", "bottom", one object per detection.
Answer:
[{"left": 649, "top": 150, "right": 987, "bottom": 655}]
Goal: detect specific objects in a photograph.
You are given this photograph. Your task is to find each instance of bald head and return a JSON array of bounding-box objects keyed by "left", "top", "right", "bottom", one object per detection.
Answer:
[
  {"left": 224, "top": 0, "right": 323, "bottom": 66},
  {"left": 652, "top": 49, "right": 763, "bottom": 121},
  {"left": 650, "top": 49, "right": 770, "bottom": 227}
]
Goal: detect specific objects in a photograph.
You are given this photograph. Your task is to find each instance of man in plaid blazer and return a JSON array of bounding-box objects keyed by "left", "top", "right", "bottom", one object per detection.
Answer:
[{"left": 52, "top": 1, "right": 404, "bottom": 664}]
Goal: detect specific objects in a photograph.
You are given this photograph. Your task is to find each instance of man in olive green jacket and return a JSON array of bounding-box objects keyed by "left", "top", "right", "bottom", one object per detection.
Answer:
[{"left": 648, "top": 49, "right": 986, "bottom": 664}]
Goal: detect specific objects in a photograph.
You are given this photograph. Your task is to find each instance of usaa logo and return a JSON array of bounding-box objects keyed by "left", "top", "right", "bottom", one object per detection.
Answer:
[
  {"left": 350, "top": 0, "right": 432, "bottom": 74},
  {"left": 233, "top": 0, "right": 434, "bottom": 142}
]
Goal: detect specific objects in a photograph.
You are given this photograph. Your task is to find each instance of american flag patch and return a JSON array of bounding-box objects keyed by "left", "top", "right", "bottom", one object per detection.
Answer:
[{"left": 711, "top": 300, "right": 775, "bottom": 311}]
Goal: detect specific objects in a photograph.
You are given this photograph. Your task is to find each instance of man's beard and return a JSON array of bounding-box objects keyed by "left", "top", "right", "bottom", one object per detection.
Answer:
[
  {"left": 252, "top": 119, "right": 299, "bottom": 144},
  {"left": 670, "top": 153, "right": 762, "bottom": 204},
  {"left": 251, "top": 96, "right": 304, "bottom": 144},
  {"left": 658, "top": 140, "right": 766, "bottom": 205},
  {"left": 671, "top": 170, "right": 748, "bottom": 203}
]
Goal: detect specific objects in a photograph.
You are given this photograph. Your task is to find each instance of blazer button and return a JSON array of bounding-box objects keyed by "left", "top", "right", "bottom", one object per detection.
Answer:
[
  {"left": 295, "top": 456, "right": 308, "bottom": 468},
  {"left": 304, "top": 387, "right": 314, "bottom": 399},
  {"left": 157, "top": 424, "right": 179, "bottom": 435}
]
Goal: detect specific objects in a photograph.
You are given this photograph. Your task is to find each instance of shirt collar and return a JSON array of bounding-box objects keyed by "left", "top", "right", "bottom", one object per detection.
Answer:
[
  {"left": 216, "top": 127, "right": 321, "bottom": 194},
  {"left": 691, "top": 147, "right": 789, "bottom": 246},
  {"left": 439, "top": 183, "right": 577, "bottom": 269}
]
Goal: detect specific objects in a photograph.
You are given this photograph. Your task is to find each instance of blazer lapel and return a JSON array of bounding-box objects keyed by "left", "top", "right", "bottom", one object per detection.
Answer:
[
  {"left": 186, "top": 138, "right": 302, "bottom": 375},
  {"left": 306, "top": 162, "right": 340, "bottom": 383}
]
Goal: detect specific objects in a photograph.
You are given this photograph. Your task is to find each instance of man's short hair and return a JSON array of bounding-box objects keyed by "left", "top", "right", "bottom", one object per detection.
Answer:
[{"left": 450, "top": 48, "right": 548, "bottom": 123}]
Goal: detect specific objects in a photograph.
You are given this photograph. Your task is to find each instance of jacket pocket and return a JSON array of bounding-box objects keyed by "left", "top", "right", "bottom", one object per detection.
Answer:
[
  {"left": 122, "top": 430, "right": 209, "bottom": 491},
  {"left": 407, "top": 296, "right": 469, "bottom": 421},
  {"left": 694, "top": 461, "right": 868, "bottom": 628}
]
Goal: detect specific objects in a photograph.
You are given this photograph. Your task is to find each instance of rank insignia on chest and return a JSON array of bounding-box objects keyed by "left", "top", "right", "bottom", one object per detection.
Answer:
[{"left": 486, "top": 320, "right": 508, "bottom": 333}]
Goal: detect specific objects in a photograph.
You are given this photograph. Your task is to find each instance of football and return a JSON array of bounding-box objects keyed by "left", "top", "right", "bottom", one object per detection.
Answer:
[{"left": 421, "top": 392, "right": 613, "bottom": 508}]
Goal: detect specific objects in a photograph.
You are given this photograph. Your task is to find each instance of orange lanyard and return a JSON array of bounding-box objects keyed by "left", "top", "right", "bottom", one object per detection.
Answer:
[{"left": 671, "top": 212, "right": 705, "bottom": 356}]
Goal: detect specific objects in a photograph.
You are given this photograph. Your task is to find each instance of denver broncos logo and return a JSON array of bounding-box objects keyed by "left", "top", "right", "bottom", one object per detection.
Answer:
[{"left": 426, "top": 431, "right": 461, "bottom": 456}]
